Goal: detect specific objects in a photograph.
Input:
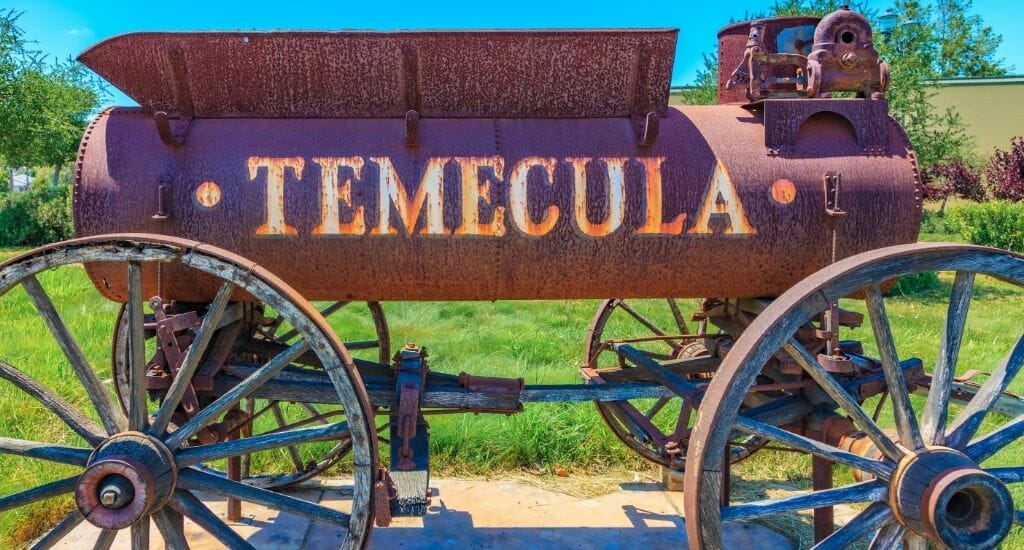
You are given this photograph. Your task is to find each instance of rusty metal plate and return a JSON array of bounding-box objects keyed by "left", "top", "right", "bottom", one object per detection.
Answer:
[
  {"left": 74, "top": 102, "right": 922, "bottom": 303},
  {"left": 78, "top": 30, "right": 677, "bottom": 119}
]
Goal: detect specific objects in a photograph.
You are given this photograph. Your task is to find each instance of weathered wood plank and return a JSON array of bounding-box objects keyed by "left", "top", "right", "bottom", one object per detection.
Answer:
[
  {"left": 721, "top": 480, "right": 886, "bottom": 521},
  {"left": 922, "top": 271, "right": 974, "bottom": 445},
  {"left": 783, "top": 340, "right": 904, "bottom": 462},
  {"left": 131, "top": 518, "right": 150, "bottom": 550},
  {"left": 169, "top": 489, "right": 255, "bottom": 550},
  {"left": 946, "top": 334, "right": 1024, "bottom": 449},
  {"left": 165, "top": 340, "right": 308, "bottom": 449},
  {"left": 22, "top": 275, "right": 126, "bottom": 435},
  {"left": 29, "top": 509, "right": 84, "bottom": 550},
  {"left": 178, "top": 468, "right": 350, "bottom": 527},
  {"left": 865, "top": 285, "right": 925, "bottom": 451},
  {"left": 734, "top": 415, "right": 893, "bottom": 479},
  {"left": 814, "top": 502, "right": 891, "bottom": 550},
  {"left": 965, "top": 414, "right": 1024, "bottom": 462},
  {"left": 126, "top": 261, "right": 149, "bottom": 431},
  {"left": 0, "top": 437, "right": 90, "bottom": 466},
  {"left": 176, "top": 421, "right": 349, "bottom": 467},
  {"left": 92, "top": 529, "right": 117, "bottom": 550},
  {"left": 988, "top": 466, "right": 1024, "bottom": 483},
  {"left": 149, "top": 280, "right": 236, "bottom": 437},
  {"left": 612, "top": 343, "right": 700, "bottom": 397},
  {"left": 0, "top": 475, "right": 78, "bottom": 512},
  {"left": 0, "top": 360, "right": 106, "bottom": 446},
  {"left": 867, "top": 521, "right": 903, "bottom": 550},
  {"left": 152, "top": 509, "right": 189, "bottom": 550}
]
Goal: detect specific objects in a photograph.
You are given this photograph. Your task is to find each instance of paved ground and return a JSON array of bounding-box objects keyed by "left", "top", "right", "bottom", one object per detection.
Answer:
[{"left": 62, "top": 478, "right": 795, "bottom": 549}]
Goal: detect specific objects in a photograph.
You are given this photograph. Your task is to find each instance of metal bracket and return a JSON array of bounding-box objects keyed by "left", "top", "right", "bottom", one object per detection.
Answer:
[
  {"left": 823, "top": 172, "right": 846, "bottom": 217},
  {"left": 762, "top": 98, "right": 890, "bottom": 156},
  {"left": 637, "top": 111, "right": 659, "bottom": 147},
  {"left": 389, "top": 344, "right": 431, "bottom": 517},
  {"left": 154, "top": 111, "right": 192, "bottom": 148},
  {"left": 405, "top": 110, "right": 420, "bottom": 146}
]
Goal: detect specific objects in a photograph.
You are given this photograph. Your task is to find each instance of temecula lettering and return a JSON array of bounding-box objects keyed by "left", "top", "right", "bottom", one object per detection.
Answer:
[{"left": 247, "top": 155, "right": 756, "bottom": 238}]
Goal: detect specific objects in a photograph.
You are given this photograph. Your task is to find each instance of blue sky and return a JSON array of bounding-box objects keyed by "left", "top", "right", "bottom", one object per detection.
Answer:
[{"left": 11, "top": 0, "right": 1024, "bottom": 106}]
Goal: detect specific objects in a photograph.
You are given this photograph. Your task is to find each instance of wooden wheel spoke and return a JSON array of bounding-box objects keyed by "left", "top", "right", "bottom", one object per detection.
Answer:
[
  {"left": 165, "top": 339, "right": 308, "bottom": 449},
  {"left": 126, "top": 261, "right": 149, "bottom": 431},
  {"left": 735, "top": 415, "right": 893, "bottom": 479},
  {"left": 987, "top": 466, "right": 1024, "bottom": 483},
  {"left": 0, "top": 437, "right": 91, "bottom": 466},
  {"left": 92, "top": 529, "right": 117, "bottom": 550},
  {"left": 645, "top": 397, "right": 671, "bottom": 419},
  {"left": 299, "top": 402, "right": 331, "bottom": 425},
  {"left": 22, "top": 275, "right": 126, "bottom": 435},
  {"left": 867, "top": 521, "right": 904, "bottom": 550},
  {"left": 270, "top": 402, "right": 306, "bottom": 471},
  {"left": 617, "top": 301, "right": 674, "bottom": 344},
  {"left": 277, "top": 301, "right": 349, "bottom": 342},
  {"left": 782, "top": 340, "right": 903, "bottom": 462},
  {"left": 0, "top": 475, "right": 78, "bottom": 513},
  {"left": 667, "top": 299, "right": 689, "bottom": 335},
  {"left": 946, "top": 334, "right": 1024, "bottom": 449},
  {"left": 176, "top": 421, "right": 349, "bottom": 467},
  {"left": 153, "top": 508, "right": 189, "bottom": 550},
  {"left": 131, "top": 517, "right": 150, "bottom": 550},
  {"left": 149, "top": 281, "right": 237, "bottom": 437},
  {"left": 921, "top": 271, "right": 974, "bottom": 445},
  {"left": 0, "top": 360, "right": 106, "bottom": 446},
  {"left": 29, "top": 509, "right": 85, "bottom": 550},
  {"left": 903, "top": 533, "right": 929, "bottom": 550},
  {"left": 965, "top": 413, "right": 1024, "bottom": 462},
  {"left": 178, "top": 468, "right": 350, "bottom": 527},
  {"left": 169, "top": 489, "right": 255, "bottom": 550},
  {"left": 865, "top": 285, "right": 925, "bottom": 451},
  {"left": 721, "top": 480, "right": 886, "bottom": 521},
  {"left": 813, "top": 502, "right": 891, "bottom": 550}
]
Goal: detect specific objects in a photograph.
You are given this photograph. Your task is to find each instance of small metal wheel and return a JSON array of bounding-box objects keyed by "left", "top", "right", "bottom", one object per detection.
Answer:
[
  {"left": 585, "top": 298, "right": 764, "bottom": 469},
  {"left": 683, "top": 243, "right": 1024, "bottom": 549},
  {"left": 0, "top": 235, "right": 377, "bottom": 549},
  {"left": 111, "top": 299, "right": 390, "bottom": 489}
]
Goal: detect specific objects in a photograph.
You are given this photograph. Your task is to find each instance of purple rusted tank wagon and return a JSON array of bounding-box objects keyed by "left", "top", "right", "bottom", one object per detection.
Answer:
[{"left": 1, "top": 7, "right": 1022, "bottom": 549}]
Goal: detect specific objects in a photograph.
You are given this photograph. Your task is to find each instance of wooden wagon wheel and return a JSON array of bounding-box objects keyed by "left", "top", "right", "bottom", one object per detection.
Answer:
[
  {"left": 0, "top": 234, "right": 377, "bottom": 549},
  {"left": 110, "top": 300, "right": 390, "bottom": 490},
  {"left": 585, "top": 298, "right": 765, "bottom": 469},
  {"left": 683, "top": 243, "right": 1024, "bottom": 550}
]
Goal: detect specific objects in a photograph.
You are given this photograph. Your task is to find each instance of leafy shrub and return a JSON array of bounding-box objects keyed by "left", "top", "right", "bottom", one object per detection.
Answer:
[
  {"left": 886, "top": 271, "right": 941, "bottom": 297},
  {"left": 919, "top": 209, "right": 950, "bottom": 235},
  {"left": 0, "top": 184, "right": 73, "bottom": 246},
  {"left": 946, "top": 201, "right": 1024, "bottom": 253},
  {"left": 986, "top": 136, "right": 1024, "bottom": 202},
  {"left": 922, "top": 160, "right": 986, "bottom": 206}
]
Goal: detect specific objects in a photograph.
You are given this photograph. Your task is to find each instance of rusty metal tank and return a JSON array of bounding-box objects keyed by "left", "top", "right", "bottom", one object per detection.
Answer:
[{"left": 73, "top": 25, "right": 921, "bottom": 302}]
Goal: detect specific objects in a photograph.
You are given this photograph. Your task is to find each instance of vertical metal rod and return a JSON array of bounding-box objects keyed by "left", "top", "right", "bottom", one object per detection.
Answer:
[
  {"left": 812, "top": 456, "right": 834, "bottom": 543},
  {"left": 227, "top": 406, "right": 242, "bottom": 522}
]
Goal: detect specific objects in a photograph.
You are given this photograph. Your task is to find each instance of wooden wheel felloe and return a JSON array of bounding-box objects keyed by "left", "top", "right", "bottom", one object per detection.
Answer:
[
  {"left": 585, "top": 298, "right": 765, "bottom": 469},
  {"left": 683, "top": 243, "right": 1024, "bottom": 550},
  {"left": 0, "top": 234, "right": 377, "bottom": 549},
  {"left": 110, "top": 299, "right": 390, "bottom": 490}
]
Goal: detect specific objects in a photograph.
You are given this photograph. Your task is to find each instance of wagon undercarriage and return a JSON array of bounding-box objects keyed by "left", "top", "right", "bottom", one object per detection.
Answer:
[{"left": 1, "top": 235, "right": 1022, "bottom": 549}]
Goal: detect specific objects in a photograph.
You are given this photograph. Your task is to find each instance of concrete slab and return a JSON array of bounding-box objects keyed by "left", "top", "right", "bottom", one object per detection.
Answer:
[{"left": 60, "top": 478, "right": 795, "bottom": 549}]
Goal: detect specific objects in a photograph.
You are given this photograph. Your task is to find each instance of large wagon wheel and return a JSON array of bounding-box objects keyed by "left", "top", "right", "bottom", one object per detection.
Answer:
[
  {"left": 585, "top": 298, "right": 765, "bottom": 469},
  {"left": 683, "top": 243, "right": 1024, "bottom": 549},
  {"left": 0, "top": 235, "right": 377, "bottom": 549},
  {"left": 111, "top": 300, "right": 390, "bottom": 489}
]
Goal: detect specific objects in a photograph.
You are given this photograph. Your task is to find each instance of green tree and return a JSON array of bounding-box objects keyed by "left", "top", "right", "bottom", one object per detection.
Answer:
[
  {"left": 935, "top": 0, "right": 1007, "bottom": 77},
  {"left": 678, "top": 52, "right": 718, "bottom": 105},
  {"left": 0, "top": 10, "right": 101, "bottom": 187}
]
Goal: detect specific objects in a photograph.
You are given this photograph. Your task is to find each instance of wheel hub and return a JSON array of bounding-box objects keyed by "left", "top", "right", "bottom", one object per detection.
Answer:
[
  {"left": 889, "top": 447, "right": 1012, "bottom": 550},
  {"left": 76, "top": 432, "right": 177, "bottom": 529}
]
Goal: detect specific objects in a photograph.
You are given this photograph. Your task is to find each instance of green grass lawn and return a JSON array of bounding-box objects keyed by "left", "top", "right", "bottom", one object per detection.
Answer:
[{"left": 1, "top": 237, "right": 1022, "bottom": 547}]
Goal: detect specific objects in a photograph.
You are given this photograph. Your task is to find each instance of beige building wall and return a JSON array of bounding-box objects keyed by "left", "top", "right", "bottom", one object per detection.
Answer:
[{"left": 928, "top": 77, "right": 1024, "bottom": 158}]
